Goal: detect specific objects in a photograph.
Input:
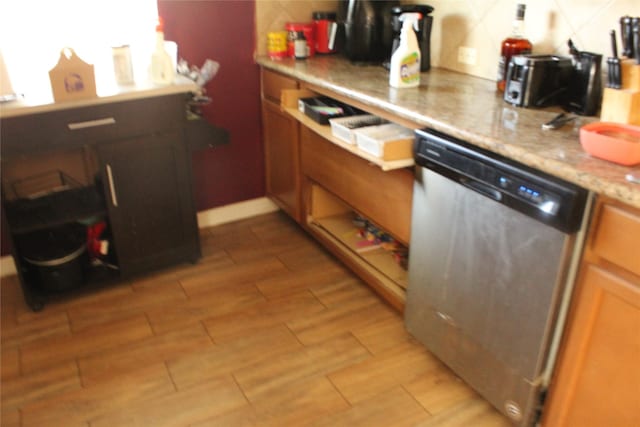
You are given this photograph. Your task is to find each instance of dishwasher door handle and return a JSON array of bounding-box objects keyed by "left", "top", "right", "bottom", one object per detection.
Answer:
[{"left": 460, "top": 177, "right": 502, "bottom": 201}]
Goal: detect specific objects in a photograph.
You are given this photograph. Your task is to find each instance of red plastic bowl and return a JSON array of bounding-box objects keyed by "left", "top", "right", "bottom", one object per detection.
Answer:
[{"left": 579, "top": 122, "right": 640, "bottom": 166}]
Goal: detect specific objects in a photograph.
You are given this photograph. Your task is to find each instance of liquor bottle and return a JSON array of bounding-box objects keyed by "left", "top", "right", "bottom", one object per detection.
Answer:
[{"left": 497, "top": 4, "right": 532, "bottom": 92}]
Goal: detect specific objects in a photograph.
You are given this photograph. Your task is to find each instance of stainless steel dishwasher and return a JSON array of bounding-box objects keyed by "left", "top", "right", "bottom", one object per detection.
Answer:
[{"left": 404, "top": 128, "right": 591, "bottom": 426}]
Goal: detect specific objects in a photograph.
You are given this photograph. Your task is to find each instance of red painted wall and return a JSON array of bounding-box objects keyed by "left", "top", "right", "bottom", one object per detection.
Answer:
[{"left": 158, "top": 0, "right": 264, "bottom": 210}]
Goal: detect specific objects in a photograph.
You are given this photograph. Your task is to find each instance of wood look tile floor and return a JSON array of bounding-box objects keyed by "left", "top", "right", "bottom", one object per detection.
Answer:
[{"left": 1, "top": 211, "right": 511, "bottom": 427}]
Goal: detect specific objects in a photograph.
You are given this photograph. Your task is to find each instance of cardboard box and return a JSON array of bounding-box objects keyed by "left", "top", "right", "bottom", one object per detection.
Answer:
[{"left": 48, "top": 48, "right": 97, "bottom": 102}]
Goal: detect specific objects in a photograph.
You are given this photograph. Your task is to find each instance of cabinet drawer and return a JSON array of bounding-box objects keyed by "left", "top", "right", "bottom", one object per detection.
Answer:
[
  {"left": 261, "top": 69, "right": 298, "bottom": 103},
  {"left": 1, "top": 95, "right": 185, "bottom": 158},
  {"left": 301, "top": 126, "right": 413, "bottom": 244},
  {"left": 592, "top": 202, "right": 640, "bottom": 277}
]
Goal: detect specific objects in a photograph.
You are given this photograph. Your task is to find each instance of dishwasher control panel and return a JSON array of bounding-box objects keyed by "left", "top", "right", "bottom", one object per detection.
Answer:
[
  {"left": 497, "top": 174, "right": 560, "bottom": 215},
  {"left": 414, "top": 127, "right": 587, "bottom": 233}
]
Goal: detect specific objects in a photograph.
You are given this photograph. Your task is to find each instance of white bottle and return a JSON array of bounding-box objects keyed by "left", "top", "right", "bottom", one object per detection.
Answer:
[
  {"left": 150, "top": 17, "right": 175, "bottom": 85},
  {"left": 389, "top": 13, "right": 422, "bottom": 88}
]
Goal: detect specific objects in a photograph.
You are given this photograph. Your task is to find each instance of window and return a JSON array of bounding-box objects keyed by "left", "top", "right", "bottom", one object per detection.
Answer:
[{"left": 0, "top": 0, "right": 158, "bottom": 99}]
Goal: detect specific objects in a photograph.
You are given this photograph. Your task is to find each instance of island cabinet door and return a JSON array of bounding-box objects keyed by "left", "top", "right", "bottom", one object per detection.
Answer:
[{"left": 97, "top": 131, "right": 200, "bottom": 277}]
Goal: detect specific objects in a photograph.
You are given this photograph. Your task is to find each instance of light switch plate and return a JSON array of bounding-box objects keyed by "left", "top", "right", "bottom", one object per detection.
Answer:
[{"left": 458, "top": 46, "right": 477, "bottom": 65}]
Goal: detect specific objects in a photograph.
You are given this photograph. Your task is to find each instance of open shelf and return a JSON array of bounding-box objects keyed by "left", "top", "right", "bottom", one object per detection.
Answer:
[
  {"left": 286, "top": 107, "right": 414, "bottom": 171},
  {"left": 312, "top": 213, "right": 409, "bottom": 289},
  {"left": 280, "top": 88, "right": 415, "bottom": 172},
  {"left": 5, "top": 186, "right": 107, "bottom": 234},
  {"left": 305, "top": 182, "right": 408, "bottom": 308}
]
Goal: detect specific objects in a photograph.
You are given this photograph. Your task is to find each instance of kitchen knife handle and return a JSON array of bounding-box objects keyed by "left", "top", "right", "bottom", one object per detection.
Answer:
[
  {"left": 610, "top": 29, "right": 618, "bottom": 58},
  {"left": 634, "top": 22, "right": 640, "bottom": 64},
  {"left": 621, "top": 15, "right": 633, "bottom": 58}
]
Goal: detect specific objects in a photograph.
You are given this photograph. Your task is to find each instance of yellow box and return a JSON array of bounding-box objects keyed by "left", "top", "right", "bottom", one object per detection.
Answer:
[{"left": 48, "top": 48, "right": 97, "bottom": 103}]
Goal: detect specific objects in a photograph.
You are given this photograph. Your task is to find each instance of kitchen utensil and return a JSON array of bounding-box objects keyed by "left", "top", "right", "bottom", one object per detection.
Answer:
[
  {"left": 568, "top": 38, "right": 580, "bottom": 56},
  {"left": 621, "top": 16, "right": 633, "bottom": 58},
  {"left": 580, "top": 121, "right": 640, "bottom": 166},
  {"left": 383, "top": 4, "right": 434, "bottom": 71},
  {"left": 285, "top": 22, "right": 314, "bottom": 58},
  {"left": 504, "top": 54, "right": 573, "bottom": 108},
  {"left": 313, "top": 12, "right": 338, "bottom": 54},
  {"left": 634, "top": 21, "right": 640, "bottom": 64},
  {"left": 607, "top": 30, "right": 622, "bottom": 89},
  {"left": 542, "top": 112, "right": 575, "bottom": 130},
  {"left": 626, "top": 172, "right": 640, "bottom": 184},
  {"left": 564, "top": 40, "right": 603, "bottom": 116},
  {"left": 337, "top": 0, "right": 399, "bottom": 63}
]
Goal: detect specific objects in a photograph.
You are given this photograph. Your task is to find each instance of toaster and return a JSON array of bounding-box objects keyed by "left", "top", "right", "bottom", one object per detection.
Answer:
[{"left": 503, "top": 55, "right": 573, "bottom": 108}]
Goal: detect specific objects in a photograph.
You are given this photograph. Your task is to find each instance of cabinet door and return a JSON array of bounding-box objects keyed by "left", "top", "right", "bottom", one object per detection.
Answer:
[
  {"left": 543, "top": 264, "right": 640, "bottom": 427},
  {"left": 98, "top": 131, "right": 200, "bottom": 276},
  {"left": 262, "top": 99, "right": 301, "bottom": 221}
]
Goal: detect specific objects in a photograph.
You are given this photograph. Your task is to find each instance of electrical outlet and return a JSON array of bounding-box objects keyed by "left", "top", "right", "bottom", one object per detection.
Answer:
[{"left": 458, "top": 46, "right": 477, "bottom": 65}]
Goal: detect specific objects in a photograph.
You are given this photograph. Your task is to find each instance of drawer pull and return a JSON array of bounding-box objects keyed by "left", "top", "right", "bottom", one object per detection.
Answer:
[
  {"left": 68, "top": 117, "right": 116, "bottom": 130},
  {"left": 106, "top": 164, "right": 118, "bottom": 207}
]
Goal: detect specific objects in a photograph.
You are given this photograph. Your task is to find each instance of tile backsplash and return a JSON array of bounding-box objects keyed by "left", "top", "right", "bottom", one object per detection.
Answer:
[
  {"left": 255, "top": 0, "right": 338, "bottom": 57},
  {"left": 255, "top": 0, "right": 640, "bottom": 81}
]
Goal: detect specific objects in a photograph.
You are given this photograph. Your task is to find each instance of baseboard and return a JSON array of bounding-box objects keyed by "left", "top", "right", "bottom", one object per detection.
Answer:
[
  {"left": 0, "top": 197, "right": 280, "bottom": 279},
  {"left": 197, "top": 197, "right": 280, "bottom": 228},
  {"left": 1, "top": 255, "right": 17, "bottom": 279}
]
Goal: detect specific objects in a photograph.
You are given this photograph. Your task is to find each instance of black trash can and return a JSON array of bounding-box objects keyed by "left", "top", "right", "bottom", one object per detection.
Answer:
[{"left": 16, "top": 223, "right": 88, "bottom": 292}]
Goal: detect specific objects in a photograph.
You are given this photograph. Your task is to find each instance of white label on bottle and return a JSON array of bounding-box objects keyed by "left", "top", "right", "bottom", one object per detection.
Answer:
[
  {"left": 400, "top": 52, "right": 420, "bottom": 84},
  {"left": 497, "top": 56, "right": 506, "bottom": 81},
  {"left": 294, "top": 39, "right": 307, "bottom": 59}
]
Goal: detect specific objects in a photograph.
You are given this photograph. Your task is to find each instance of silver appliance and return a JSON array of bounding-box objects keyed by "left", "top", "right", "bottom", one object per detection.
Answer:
[
  {"left": 404, "top": 128, "right": 590, "bottom": 425},
  {"left": 503, "top": 55, "right": 573, "bottom": 108}
]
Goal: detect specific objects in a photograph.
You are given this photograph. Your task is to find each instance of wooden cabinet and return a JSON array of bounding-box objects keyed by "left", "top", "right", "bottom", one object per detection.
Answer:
[
  {"left": 1, "top": 93, "right": 203, "bottom": 310},
  {"left": 300, "top": 126, "right": 414, "bottom": 245},
  {"left": 300, "top": 128, "right": 413, "bottom": 311},
  {"left": 542, "top": 198, "right": 640, "bottom": 427},
  {"left": 261, "top": 69, "right": 302, "bottom": 221},
  {"left": 258, "top": 67, "right": 416, "bottom": 309},
  {"left": 97, "top": 130, "right": 200, "bottom": 277}
]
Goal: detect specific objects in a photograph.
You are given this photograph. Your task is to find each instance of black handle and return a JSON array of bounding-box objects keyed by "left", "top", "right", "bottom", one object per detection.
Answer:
[
  {"left": 621, "top": 16, "right": 633, "bottom": 57},
  {"left": 634, "top": 19, "right": 640, "bottom": 63},
  {"left": 610, "top": 29, "right": 618, "bottom": 57},
  {"left": 460, "top": 177, "right": 502, "bottom": 201}
]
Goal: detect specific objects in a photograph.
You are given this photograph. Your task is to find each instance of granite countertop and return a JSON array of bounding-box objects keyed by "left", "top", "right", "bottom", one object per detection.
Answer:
[
  {"left": 257, "top": 55, "right": 640, "bottom": 209},
  {"left": 0, "top": 76, "right": 199, "bottom": 119}
]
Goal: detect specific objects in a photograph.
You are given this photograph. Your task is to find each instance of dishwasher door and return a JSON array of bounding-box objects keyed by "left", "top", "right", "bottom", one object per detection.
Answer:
[{"left": 405, "top": 166, "right": 576, "bottom": 425}]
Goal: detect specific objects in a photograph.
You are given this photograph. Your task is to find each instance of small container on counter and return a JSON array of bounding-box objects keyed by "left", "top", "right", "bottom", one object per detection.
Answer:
[
  {"left": 112, "top": 45, "right": 134, "bottom": 85},
  {"left": 313, "top": 11, "right": 337, "bottom": 54},
  {"left": 294, "top": 31, "right": 308, "bottom": 59},
  {"left": 267, "top": 31, "right": 288, "bottom": 60},
  {"left": 285, "top": 22, "right": 314, "bottom": 58}
]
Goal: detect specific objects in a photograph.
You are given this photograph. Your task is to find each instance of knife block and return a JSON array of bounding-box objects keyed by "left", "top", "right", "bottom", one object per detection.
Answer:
[
  {"left": 600, "top": 60, "right": 640, "bottom": 125},
  {"left": 621, "top": 59, "right": 640, "bottom": 91}
]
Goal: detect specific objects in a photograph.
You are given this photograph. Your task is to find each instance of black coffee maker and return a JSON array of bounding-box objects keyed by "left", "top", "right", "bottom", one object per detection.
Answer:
[
  {"left": 564, "top": 40, "right": 603, "bottom": 116},
  {"left": 384, "top": 5, "right": 434, "bottom": 71},
  {"left": 336, "top": 0, "right": 399, "bottom": 63}
]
